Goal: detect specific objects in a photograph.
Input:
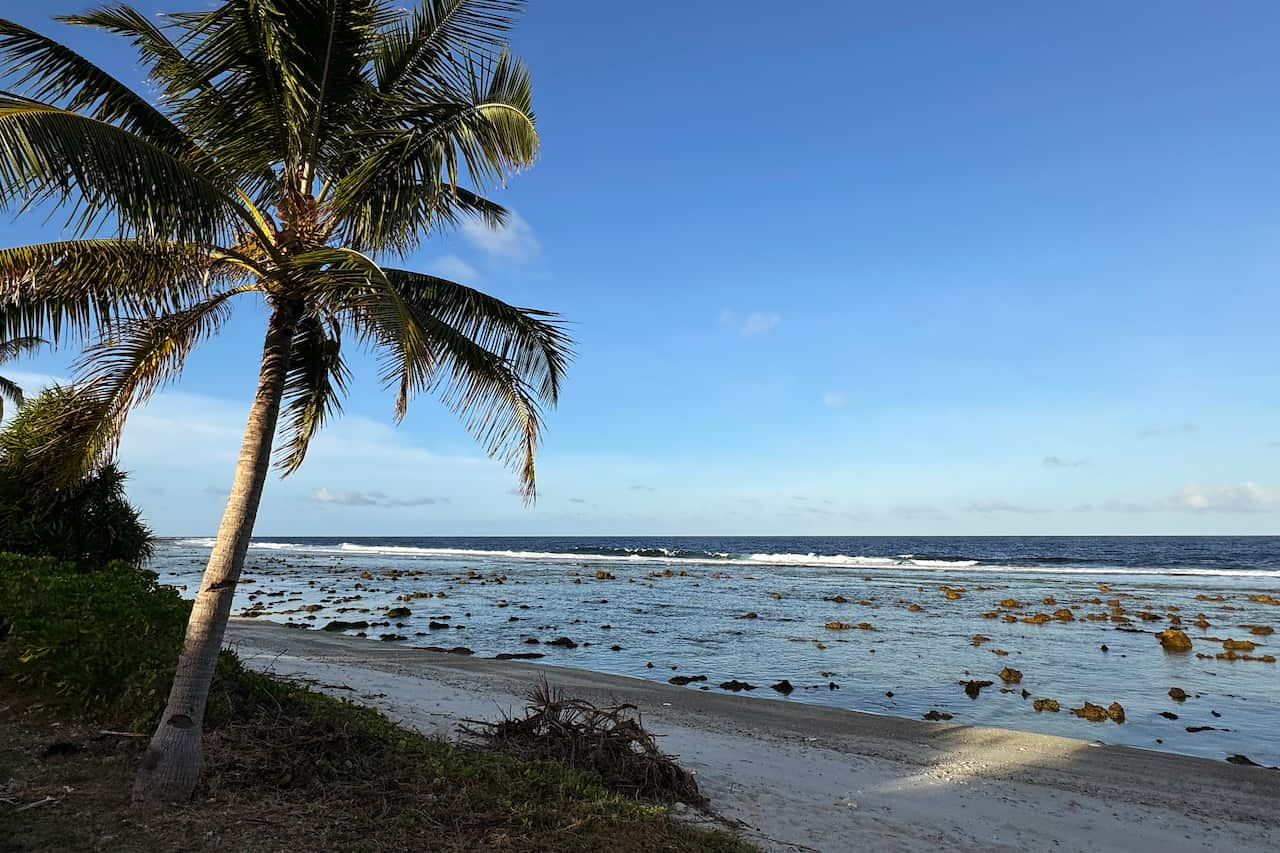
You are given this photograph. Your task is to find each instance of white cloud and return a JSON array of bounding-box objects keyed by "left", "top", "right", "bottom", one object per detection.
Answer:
[
  {"left": 460, "top": 210, "right": 540, "bottom": 262},
  {"left": 1042, "top": 455, "right": 1089, "bottom": 468},
  {"left": 426, "top": 254, "right": 480, "bottom": 282},
  {"left": 312, "top": 488, "right": 447, "bottom": 508},
  {"left": 964, "top": 499, "right": 1050, "bottom": 515},
  {"left": 1169, "top": 482, "right": 1279, "bottom": 513},
  {"left": 822, "top": 391, "right": 847, "bottom": 408},
  {"left": 719, "top": 309, "right": 781, "bottom": 336}
]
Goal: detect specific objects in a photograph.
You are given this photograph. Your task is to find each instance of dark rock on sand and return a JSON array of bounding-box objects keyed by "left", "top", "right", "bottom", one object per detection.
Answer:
[
  {"left": 322, "top": 620, "right": 369, "bottom": 632},
  {"left": 770, "top": 680, "right": 795, "bottom": 694},
  {"left": 380, "top": 633, "right": 406, "bottom": 642},
  {"left": 495, "top": 652, "right": 544, "bottom": 660},
  {"left": 719, "top": 680, "right": 756, "bottom": 691},
  {"left": 922, "top": 710, "right": 953, "bottom": 721},
  {"left": 669, "top": 675, "right": 708, "bottom": 686}
]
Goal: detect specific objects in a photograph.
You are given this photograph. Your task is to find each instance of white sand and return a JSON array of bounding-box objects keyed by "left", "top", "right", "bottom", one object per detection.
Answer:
[{"left": 228, "top": 619, "right": 1280, "bottom": 853}]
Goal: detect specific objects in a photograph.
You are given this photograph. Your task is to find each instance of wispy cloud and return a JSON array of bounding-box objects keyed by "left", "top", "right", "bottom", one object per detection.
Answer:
[
  {"left": 964, "top": 499, "right": 1050, "bottom": 515},
  {"left": 312, "top": 488, "right": 447, "bottom": 508},
  {"left": 461, "top": 210, "right": 540, "bottom": 262},
  {"left": 822, "top": 391, "right": 847, "bottom": 408},
  {"left": 426, "top": 254, "right": 480, "bottom": 281},
  {"left": 891, "top": 504, "right": 949, "bottom": 520},
  {"left": 719, "top": 309, "right": 780, "bottom": 336},
  {"left": 628, "top": 484, "right": 656, "bottom": 493},
  {"left": 1089, "top": 482, "right": 1280, "bottom": 514},
  {"left": 1138, "top": 422, "right": 1198, "bottom": 439},
  {"left": 568, "top": 497, "right": 587, "bottom": 504},
  {"left": 1042, "top": 455, "right": 1089, "bottom": 468}
]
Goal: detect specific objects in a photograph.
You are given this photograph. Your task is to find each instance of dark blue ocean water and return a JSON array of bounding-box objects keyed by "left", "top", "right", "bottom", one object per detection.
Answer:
[{"left": 156, "top": 535, "right": 1280, "bottom": 766}]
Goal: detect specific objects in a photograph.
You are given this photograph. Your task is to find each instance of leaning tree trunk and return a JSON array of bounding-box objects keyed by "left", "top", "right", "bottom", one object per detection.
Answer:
[{"left": 132, "top": 300, "right": 300, "bottom": 804}]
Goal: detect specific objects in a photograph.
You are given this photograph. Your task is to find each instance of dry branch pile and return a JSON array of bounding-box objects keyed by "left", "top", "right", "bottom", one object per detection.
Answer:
[{"left": 462, "top": 680, "right": 704, "bottom": 806}]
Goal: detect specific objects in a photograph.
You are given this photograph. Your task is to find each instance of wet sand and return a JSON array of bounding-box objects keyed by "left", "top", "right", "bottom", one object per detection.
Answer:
[{"left": 228, "top": 618, "right": 1280, "bottom": 853}]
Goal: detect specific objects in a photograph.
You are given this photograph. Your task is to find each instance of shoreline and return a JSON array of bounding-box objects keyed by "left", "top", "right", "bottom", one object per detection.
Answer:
[{"left": 228, "top": 619, "right": 1280, "bottom": 852}]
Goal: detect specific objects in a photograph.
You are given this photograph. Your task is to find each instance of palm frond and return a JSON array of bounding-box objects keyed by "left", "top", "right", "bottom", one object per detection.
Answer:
[
  {"left": 0, "top": 17, "right": 193, "bottom": 156},
  {"left": 0, "top": 334, "right": 45, "bottom": 363},
  {"left": 382, "top": 267, "right": 569, "bottom": 403},
  {"left": 275, "top": 312, "right": 349, "bottom": 475},
  {"left": 66, "top": 287, "right": 250, "bottom": 472},
  {"left": 0, "top": 96, "right": 238, "bottom": 241},
  {"left": 0, "top": 373, "right": 24, "bottom": 419},
  {"left": 0, "top": 239, "right": 247, "bottom": 343},
  {"left": 375, "top": 0, "right": 523, "bottom": 95}
]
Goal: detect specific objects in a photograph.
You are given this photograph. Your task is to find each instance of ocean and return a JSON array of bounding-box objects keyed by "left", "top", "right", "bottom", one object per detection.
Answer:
[{"left": 153, "top": 536, "right": 1280, "bottom": 766}]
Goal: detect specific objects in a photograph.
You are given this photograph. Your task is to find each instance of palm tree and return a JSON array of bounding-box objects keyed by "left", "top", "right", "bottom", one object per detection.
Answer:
[
  {"left": 0, "top": 336, "right": 44, "bottom": 419},
  {"left": 0, "top": 1, "right": 569, "bottom": 804}
]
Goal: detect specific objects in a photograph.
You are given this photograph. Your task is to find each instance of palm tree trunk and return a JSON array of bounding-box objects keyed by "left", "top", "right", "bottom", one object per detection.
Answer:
[{"left": 132, "top": 299, "right": 300, "bottom": 805}]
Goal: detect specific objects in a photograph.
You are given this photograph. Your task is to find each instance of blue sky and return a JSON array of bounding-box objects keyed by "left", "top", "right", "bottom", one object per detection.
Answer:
[{"left": 5, "top": 0, "right": 1280, "bottom": 535}]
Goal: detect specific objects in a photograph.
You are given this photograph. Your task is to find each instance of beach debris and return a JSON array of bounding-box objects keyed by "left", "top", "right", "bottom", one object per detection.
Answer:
[
  {"left": 999, "top": 667, "right": 1022, "bottom": 684},
  {"left": 1107, "top": 702, "right": 1126, "bottom": 723},
  {"left": 1169, "top": 687, "right": 1188, "bottom": 702},
  {"left": 321, "top": 620, "right": 369, "bottom": 632},
  {"left": 668, "top": 675, "right": 707, "bottom": 686},
  {"left": 1156, "top": 628, "right": 1193, "bottom": 652},
  {"left": 962, "top": 679, "right": 994, "bottom": 699},
  {"left": 922, "top": 710, "right": 953, "bottom": 721},
  {"left": 1032, "top": 698, "right": 1060, "bottom": 713},
  {"left": 770, "top": 679, "right": 795, "bottom": 694},
  {"left": 971, "top": 635, "right": 990, "bottom": 647},
  {"left": 719, "top": 680, "right": 756, "bottom": 692},
  {"left": 461, "top": 680, "right": 703, "bottom": 805},
  {"left": 1071, "top": 702, "right": 1109, "bottom": 722}
]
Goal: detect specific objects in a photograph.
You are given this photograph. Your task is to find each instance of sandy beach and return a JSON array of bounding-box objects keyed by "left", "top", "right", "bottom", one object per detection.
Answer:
[{"left": 228, "top": 618, "right": 1280, "bottom": 853}]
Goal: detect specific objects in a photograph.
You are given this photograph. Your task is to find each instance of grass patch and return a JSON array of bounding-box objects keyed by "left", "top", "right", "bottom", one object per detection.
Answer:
[{"left": 1, "top": 657, "right": 755, "bottom": 852}]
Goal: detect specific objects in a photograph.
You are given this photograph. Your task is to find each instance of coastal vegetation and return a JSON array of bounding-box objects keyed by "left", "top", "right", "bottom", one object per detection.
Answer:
[
  {"left": 0, "top": 334, "right": 42, "bottom": 418},
  {"left": 0, "top": 0, "right": 571, "bottom": 802}
]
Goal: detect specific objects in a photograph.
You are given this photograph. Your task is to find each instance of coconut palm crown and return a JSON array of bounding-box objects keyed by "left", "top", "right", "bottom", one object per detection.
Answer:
[{"left": 0, "top": 0, "right": 569, "bottom": 803}]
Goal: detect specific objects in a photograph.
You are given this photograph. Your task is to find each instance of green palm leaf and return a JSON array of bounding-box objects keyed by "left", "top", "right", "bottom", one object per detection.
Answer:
[{"left": 275, "top": 312, "right": 350, "bottom": 475}]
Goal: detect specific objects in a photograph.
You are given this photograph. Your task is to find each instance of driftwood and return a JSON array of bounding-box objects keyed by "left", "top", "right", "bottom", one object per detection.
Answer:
[{"left": 461, "top": 679, "right": 704, "bottom": 806}]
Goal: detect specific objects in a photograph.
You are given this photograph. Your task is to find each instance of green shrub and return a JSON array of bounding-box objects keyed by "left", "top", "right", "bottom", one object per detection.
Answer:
[
  {"left": 0, "top": 388, "right": 153, "bottom": 567},
  {"left": 0, "top": 553, "right": 189, "bottom": 728}
]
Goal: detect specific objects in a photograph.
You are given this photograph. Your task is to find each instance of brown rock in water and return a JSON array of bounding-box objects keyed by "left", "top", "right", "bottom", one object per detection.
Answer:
[
  {"left": 595, "top": 570, "right": 616, "bottom": 580},
  {"left": 922, "top": 710, "right": 953, "bottom": 721},
  {"left": 1222, "top": 638, "right": 1257, "bottom": 651},
  {"left": 1032, "top": 698, "right": 1060, "bottom": 713},
  {"left": 1107, "top": 702, "right": 1126, "bottom": 723},
  {"left": 908, "top": 603, "right": 923, "bottom": 612},
  {"left": 1168, "top": 687, "right": 1188, "bottom": 702},
  {"left": 824, "top": 595, "right": 849, "bottom": 603},
  {"left": 1156, "top": 628, "right": 1193, "bottom": 652},
  {"left": 1160, "top": 711, "right": 1178, "bottom": 720},
  {"left": 719, "top": 680, "right": 756, "bottom": 691},
  {"left": 1100, "top": 644, "right": 1109, "bottom": 652},
  {"left": 998, "top": 598, "right": 1022, "bottom": 609},
  {"left": 963, "top": 679, "right": 994, "bottom": 699},
  {"left": 1245, "top": 625, "right": 1274, "bottom": 636},
  {"left": 1097, "top": 583, "right": 1112, "bottom": 592},
  {"left": 1193, "top": 614, "right": 1211, "bottom": 629},
  {"left": 1042, "top": 596, "right": 1057, "bottom": 605},
  {"left": 1227, "top": 754, "right": 1262, "bottom": 767},
  {"left": 999, "top": 667, "right": 1022, "bottom": 684},
  {"left": 379, "top": 633, "right": 406, "bottom": 642},
  {"left": 1248, "top": 594, "right": 1279, "bottom": 605},
  {"left": 971, "top": 635, "right": 991, "bottom": 647},
  {"left": 942, "top": 587, "right": 964, "bottom": 600},
  {"left": 770, "top": 679, "right": 795, "bottom": 694},
  {"left": 547, "top": 636, "right": 578, "bottom": 648},
  {"left": 385, "top": 606, "right": 412, "bottom": 618},
  {"left": 855, "top": 622, "right": 875, "bottom": 631},
  {"left": 768, "top": 591, "right": 783, "bottom": 599},
  {"left": 1071, "top": 702, "right": 1109, "bottom": 722},
  {"left": 1022, "top": 613, "right": 1051, "bottom": 625},
  {"left": 992, "top": 648, "right": 1009, "bottom": 656},
  {"left": 668, "top": 675, "right": 707, "bottom": 686},
  {"left": 1053, "top": 608, "right": 1075, "bottom": 622},
  {"left": 739, "top": 612, "right": 759, "bottom": 619},
  {"left": 825, "top": 621, "right": 853, "bottom": 630}
]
